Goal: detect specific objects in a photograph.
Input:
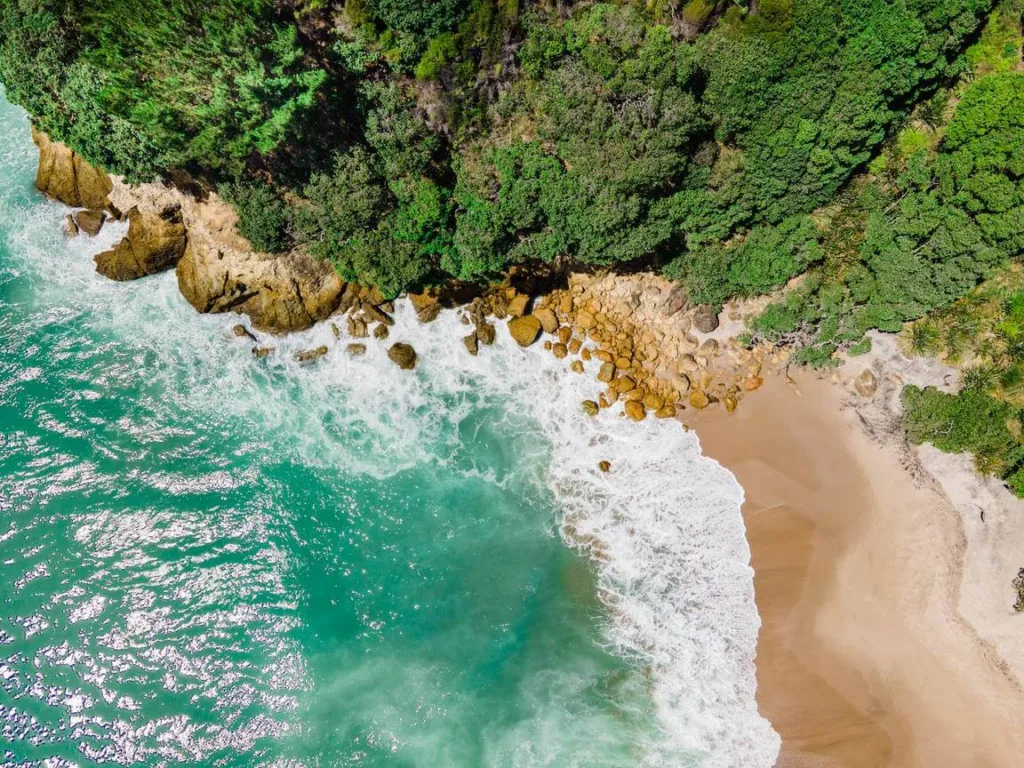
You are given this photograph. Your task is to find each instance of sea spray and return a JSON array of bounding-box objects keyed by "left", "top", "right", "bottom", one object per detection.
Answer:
[{"left": 0, "top": 92, "right": 779, "bottom": 766}]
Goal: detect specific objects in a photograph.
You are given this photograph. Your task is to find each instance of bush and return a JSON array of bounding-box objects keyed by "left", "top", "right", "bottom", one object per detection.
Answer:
[{"left": 220, "top": 182, "right": 291, "bottom": 253}]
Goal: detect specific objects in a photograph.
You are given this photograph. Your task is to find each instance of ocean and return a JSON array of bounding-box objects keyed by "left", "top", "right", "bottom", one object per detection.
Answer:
[{"left": 0, "top": 91, "right": 779, "bottom": 767}]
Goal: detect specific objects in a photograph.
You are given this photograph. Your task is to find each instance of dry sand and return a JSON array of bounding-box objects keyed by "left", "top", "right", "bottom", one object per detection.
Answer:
[{"left": 692, "top": 372, "right": 1024, "bottom": 768}]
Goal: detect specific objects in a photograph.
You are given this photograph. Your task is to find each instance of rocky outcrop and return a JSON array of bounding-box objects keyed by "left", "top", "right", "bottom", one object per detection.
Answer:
[
  {"left": 102, "top": 177, "right": 344, "bottom": 334},
  {"left": 175, "top": 241, "right": 343, "bottom": 334},
  {"left": 94, "top": 206, "right": 187, "bottom": 280},
  {"left": 32, "top": 128, "right": 112, "bottom": 209}
]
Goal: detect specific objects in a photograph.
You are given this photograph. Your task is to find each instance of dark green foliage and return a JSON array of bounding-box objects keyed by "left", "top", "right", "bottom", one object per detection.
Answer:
[
  {"left": 0, "top": 1, "right": 327, "bottom": 180},
  {"left": 753, "top": 69, "right": 1024, "bottom": 364},
  {"left": 220, "top": 182, "right": 291, "bottom": 253},
  {"left": 0, "top": 0, "right": 1005, "bottom": 297}
]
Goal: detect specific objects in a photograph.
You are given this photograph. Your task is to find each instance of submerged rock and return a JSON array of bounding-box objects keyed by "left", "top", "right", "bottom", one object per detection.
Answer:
[
  {"left": 346, "top": 343, "right": 367, "bottom": 356},
  {"left": 294, "top": 345, "right": 328, "bottom": 363},
  {"left": 94, "top": 206, "right": 187, "bottom": 281},
  {"left": 252, "top": 346, "right": 276, "bottom": 359},
  {"left": 582, "top": 400, "right": 600, "bottom": 417},
  {"left": 232, "top": 323, "right": 257, "bottom": 342},
  {"left": 388, "top": 343, "right": 418, "bottom": 370}
]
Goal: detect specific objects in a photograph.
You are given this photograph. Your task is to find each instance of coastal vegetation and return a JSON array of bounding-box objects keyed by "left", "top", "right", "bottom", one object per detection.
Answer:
[
  {"left": 0, "top": 0, "right": 1000, "bottom": 296},
  {"left": 4, "top": 0, "right": 1024, "bottom": 495}
]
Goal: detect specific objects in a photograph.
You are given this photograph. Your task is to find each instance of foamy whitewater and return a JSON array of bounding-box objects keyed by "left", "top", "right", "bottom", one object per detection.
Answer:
[{"left": 0, "top": 93, "right": 780, "bottom": 766}]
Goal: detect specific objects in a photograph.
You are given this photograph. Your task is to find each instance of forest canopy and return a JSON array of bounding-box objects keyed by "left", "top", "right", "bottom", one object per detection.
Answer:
[{"left": 0, "top": 0, "right": 999, "bottom": 296}]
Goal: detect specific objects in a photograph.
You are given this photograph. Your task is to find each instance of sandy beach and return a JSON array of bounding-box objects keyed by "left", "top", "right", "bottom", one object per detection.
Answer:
[{"left": 693, "top": 371, "right": 1024, "bottom": 768}]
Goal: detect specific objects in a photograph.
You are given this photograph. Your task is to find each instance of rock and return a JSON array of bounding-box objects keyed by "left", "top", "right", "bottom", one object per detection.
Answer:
[
  {"left": 569, "top": 339, "right": 582, "bottom": 354},
  {"left": 417, "top": 302, "right": 442, "bottom": 323},
  {"left": 534, "top": 307, "right": 559, "bottom": 334},
  {"left": 597, "top": 362, "right": 616, "bottom": 383},
  {"left": 508, "top": 315, "right": 542, "bottom": 347},
  {"left": 64, "top": 213, "right": 79, "bottom": 238},
  {"left": 331, "top": 323, "right": 342, "bottom": 340},
  {"left": 175, "top": 236, "right": 342, "bottom": 334},
  {"left": 624, "top": 400, "right": 646, "bottom": 421},
  {"left": 294, "top": 345, "right": 328, "bottom": 363},
  {"left": 252, "top": 346, "right": 276, "bottom": 359},
  {"left": 363, "top": 302, "right": 394, "bottom": 326},
  {"left": 693, "top": 304, "right": 719, "bottom": 333},
  {"left": 388, "top": 343, "right": 418, "bottom": 370},
  {"left": 32, "top": 128, "right": 112, "bottom": 208},
  {"left": 552, "top": 343, "right": 568, "bottom": 359},
  {"left": 346, "top": 343, "right": 367, "bottom": 356},
  {"left": 677, "top": 354, "right": 698, "bottom": 373},
  {"left": 662, "top": 285, "right": 688, "bottom": 316},
  {"left": 581, "top": 348, "right": 592, "bottom": 361},
  {"left": 347, "top": 316, "right": 368, "bottom": 338},
  {"left": 570, "top": 360, "right": 584, "bottom": 374},
  {"left": 854, "top": 368, "right": 878, "bottom": 398},
  {"left": 475, "top": 321, "right": 496, "bottom": 346},
  {"left": 337, "top": 283, "right": 361, "bottom": 315},
  {"left": 612, "top": 376, "right": 636, "bottom": 394},
  {"left": 724, "top": 395, "right": 738, "bottom": 413},
  {"left": 232, "top": 323, "right": 257, "bottom": 342},
  {"left": 75, "top": 209, "right": 106, "bottom": 237},
  {"left": 94, "top": 206, "right": 187, "bottom": 281},
  {"left": 463, "top": 333, "right": 479, "bottom": 356},
  {"left": 558, "top": 326, "right": 573, "bottom": 345},
  {"left": 576, "top": 310, "right": 596, "bottom": 330},
  {"left": 598, "top": 460, "right": 611, "bottom": 472},
  {"left": 655, "top": 405, "right": 677, "bottom": 419},
  {"left": 744, "top": 376, "right": 764, "bottom": 391},
  {"left": 689, "top": 390, "right": 710, "bottom": 409},
  {"left": 643, "top": 393, "right": 665, "bottom": 411},
  {"left": 698, "top": 338, "right": 720, "bottom": 357},
  {"left": 373, "top": 324, "right": 390, "bottom": 340},
  {"left": 507, "top": 293, "right": 530, "bottom": 317},
  {"left": 409, "top": 291, "right": 438, "bottom": 313},
  {"left": 614, "top": 356, "right": 631, "bottom": 370},
  {"left": 582, "top": 400, "right": 600, "bottom": 417}
]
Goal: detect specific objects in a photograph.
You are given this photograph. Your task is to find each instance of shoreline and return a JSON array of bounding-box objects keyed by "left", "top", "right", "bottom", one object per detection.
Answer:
[
  {"left": 692, "top": 369, "right": 1024, "bottom": 767},
  {"left": 27, "top": 125, "right": 1024, "bottom": 765}
]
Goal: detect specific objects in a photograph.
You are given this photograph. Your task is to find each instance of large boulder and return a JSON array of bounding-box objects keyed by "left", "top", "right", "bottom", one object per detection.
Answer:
[
  {"left": 32, "top": 128, "right": 112, "bottom": 209},
  {"left": 175, "top": 240, "right": 343, "bottom": 334},
  {"left": 94, "top": 206, "right": 187, "bottom": 280},
  {"left": 508, "top": 315, "right": 542, "bottom": 346},
  {"left": 388, "top": 343, "right": 418, "bottom": 370},
  {"left": 692, "top": 304, "right": 719, "bottom": 334}
]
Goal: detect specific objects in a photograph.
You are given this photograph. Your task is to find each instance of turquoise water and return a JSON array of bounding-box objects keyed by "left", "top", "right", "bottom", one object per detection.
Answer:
[{"left": 0, "top": 93, "right": 778, "bottom": 767}]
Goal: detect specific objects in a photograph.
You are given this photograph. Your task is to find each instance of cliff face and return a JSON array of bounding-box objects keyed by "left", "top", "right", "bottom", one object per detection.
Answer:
[
  {"left": 32, "top": 127, "right": 112, "bottom": 209},
  {"left": 32, "top": 130, "right": 343, "bottom": 334}
]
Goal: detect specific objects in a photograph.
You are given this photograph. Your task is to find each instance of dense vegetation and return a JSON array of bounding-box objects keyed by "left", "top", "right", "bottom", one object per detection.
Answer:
[{"left": 0, "top": 0, "right": 999, "bottom": 296}]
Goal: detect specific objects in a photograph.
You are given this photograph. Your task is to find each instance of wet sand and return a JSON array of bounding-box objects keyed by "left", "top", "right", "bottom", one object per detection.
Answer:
[{"left": 692, "top": 373, "right": 1024, "bottom": 768}]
